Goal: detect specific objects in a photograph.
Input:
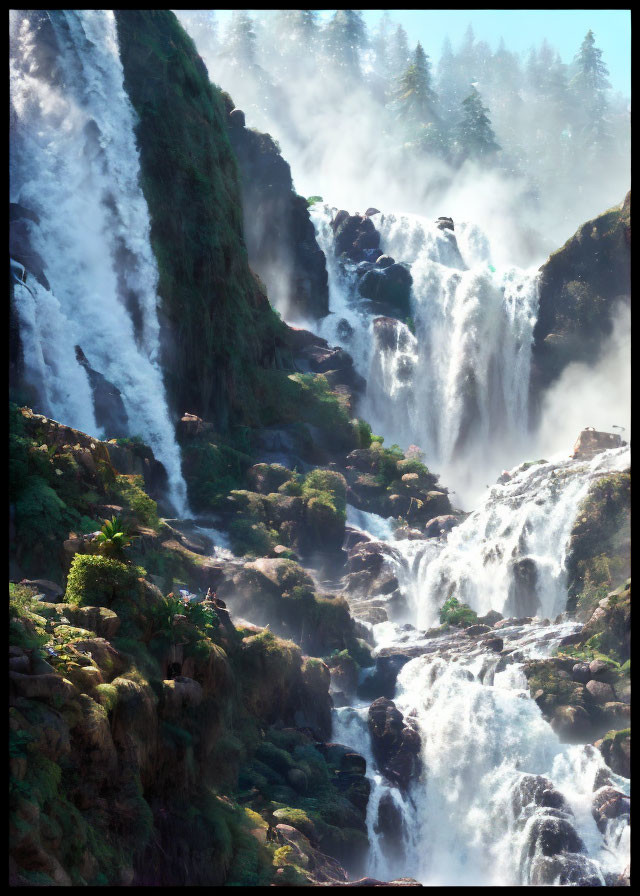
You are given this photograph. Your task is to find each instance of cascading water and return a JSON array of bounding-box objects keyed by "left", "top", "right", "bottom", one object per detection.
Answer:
[
  {"left": 400, "top": 444, "right": 631, "bottom": 629},
  {"left": 392, "top": 628, "right": 630, "bottom": 886},
  {"left": 10, "top": 10, "right": 188, "bottom": 515},
  {"left": 311, "top": 205, "right": 540, "bottom": 506},
  {"left": 337, "top": 444, "right": 630, "bottom": 885}
]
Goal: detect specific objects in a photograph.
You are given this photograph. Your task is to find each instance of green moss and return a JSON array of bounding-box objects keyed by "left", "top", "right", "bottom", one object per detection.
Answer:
[
  {"left": 112, "top": 474, "right": 160, "bottom": 528},
  {"left": 229, "top": 519, "right": 278, "bottom": 558},
  {"left": 256, "top": 371, "right": 357, "bottom": 450},
  {"left": 302, "top": 469, "right": 347, "bottom": 515},
  {"left": 181, "top": 439, "right": 252, "bottom": 512},
  {"left": 602, "top": 727, "right": 630, "bottom": 743}
]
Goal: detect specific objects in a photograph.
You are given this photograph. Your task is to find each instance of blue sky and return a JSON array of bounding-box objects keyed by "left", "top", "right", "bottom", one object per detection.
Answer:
[{"left": 210, "top": 9, "right": 631, "bottom": 97}]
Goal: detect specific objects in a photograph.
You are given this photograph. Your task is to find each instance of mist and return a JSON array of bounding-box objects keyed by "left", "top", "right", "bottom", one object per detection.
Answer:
[
  {"left": 533, "top": 302, "right": 631, "bottom": 461},
  {"left": 176, "top": 10, "right": 630, "bottom": 264}
]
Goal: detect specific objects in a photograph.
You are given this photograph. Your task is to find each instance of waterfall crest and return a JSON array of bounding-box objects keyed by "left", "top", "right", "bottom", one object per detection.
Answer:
[{"left": 10, "top": 10, "right": 187, "bottom": 514}]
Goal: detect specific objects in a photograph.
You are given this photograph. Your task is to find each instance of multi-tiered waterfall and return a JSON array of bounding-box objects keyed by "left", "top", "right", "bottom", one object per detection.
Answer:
[
  {"left": 9, "top": 10, "right": 188, "bottom": 514},
  {"left": 341, "top": 443, "right": 630, "bottom": 886},
  {"left": 311, "top": 205, "right": 540, "bottom": 506}
]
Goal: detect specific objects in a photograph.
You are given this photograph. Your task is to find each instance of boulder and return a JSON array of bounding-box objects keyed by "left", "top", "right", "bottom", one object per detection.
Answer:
[
  {"left": 571, "top": 428, "right": 623, "bottom": 460},
  {"left": 585, "top": 679, "right": 615, "bottom": 704},
  {"left": 436, "top": 217, "right": 454, "bottom": 231},
  {"left": 365, "top": 208, "right": 381, "bottom": 217},
  {"left": 591, "top": 787, "right": 630, "bottom": 834},
  {"left": 229, "top": 107, "right": 245, "bottom": 128},
  {"left": 424, "top": 515, "right": 461, "bottom": 537},
  {"left": 177, "top": 412, "right": 213, "bottom": 438},
  {"left": 375, "top": 255, "right": 395, "bottom": 268},
  {"left": 367, "top": 697, "right": 421, "bottom": 789},
  {"left": 9, "top": 672, "right": 77, "bottom": 704},
  {"left": 358, "top": 264, "right": 412, "bottom": 317},
  {"left": 335, "top": 214, "right": 380, "bottom": 262},
  {"left": 530, "top": 853, "right": 604, "bottom": 887},
  {"left": 571, "top": 662, "right": 592, "bottom": 684},
  {"left": 524, "top": 815, "right": 584, "bottom": 858},
  {"left": 477, "top": 610, "right": 503, "bottom": 627}
]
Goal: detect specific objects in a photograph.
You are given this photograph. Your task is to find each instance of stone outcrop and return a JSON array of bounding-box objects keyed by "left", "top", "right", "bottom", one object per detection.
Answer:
[
  {"left": 367, "top": 697, "right": 421, "bottom": 790},
  {"left": 530, "top": 192, "right": 630, "bottom": 418}
]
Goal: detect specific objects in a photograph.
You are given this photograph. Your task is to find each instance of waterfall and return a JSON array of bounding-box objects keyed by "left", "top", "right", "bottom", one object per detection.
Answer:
[
  {"left": 311, "top": 205, "right": 539, "bottom": 506},
  {"left": 9, "top": 10, "right": 188, "bottom": 515},
  {"left": 394, "top": 635, "right": 629, "bottom": 886},
  {"left": 397, "top": 444, "right": 631, "bottom": 630},
  {"left": 336, "top": 443, "right": 629, "bottom": 884}
]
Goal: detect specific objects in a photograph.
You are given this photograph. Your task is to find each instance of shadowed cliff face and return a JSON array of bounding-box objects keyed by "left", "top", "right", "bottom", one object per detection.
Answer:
[
  {"left": 114, "top": 10, "right": 287, "bottom": 431},
  {"left": 529, "top": 192, "right": 630, "bottom": 423},
  {"left": 225, "top": 103, "right": 330, "bottom": 322}
]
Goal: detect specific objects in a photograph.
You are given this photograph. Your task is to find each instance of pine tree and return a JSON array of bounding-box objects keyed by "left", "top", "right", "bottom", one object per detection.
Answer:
[
  {"left": 323, "top": 10, "right": 367, "bottom": 79},
  {"left": 397, "top": 43, "right": 439, "bottom": 125},
  {"left": 569, "top": 30, "right": 612, "bottom": 146},
  {"left": 224, "top": 11, "right": 257, "bottom": 66},
  {"left": 387, "top": 24, "right": 412, "bottom": 83},
  {"left": 455, "top": 84, "right": 500, "bottom": 163}
]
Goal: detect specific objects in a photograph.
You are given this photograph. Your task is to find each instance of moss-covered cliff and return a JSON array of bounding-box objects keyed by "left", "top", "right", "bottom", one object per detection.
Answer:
[
  {"left": 530, "top": 192, "right": 630, "bottom": 416},
  {"left": 114, "top": 10, "right": 287, "bottom": 431}
]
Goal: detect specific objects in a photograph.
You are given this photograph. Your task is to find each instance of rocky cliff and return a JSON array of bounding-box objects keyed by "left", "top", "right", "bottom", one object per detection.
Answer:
[
  {"left": 225, "top": 103, "right": 329, "bottom": 321},
  {"left": 530, "top": 192, "right": 630, "bottom": 419}
]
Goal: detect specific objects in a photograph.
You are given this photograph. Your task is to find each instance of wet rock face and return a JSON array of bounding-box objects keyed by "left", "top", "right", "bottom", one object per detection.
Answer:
[
  {"left": 334, "top": 213, "right": 381, "bottom": 263},
  {"left": 591, "top": 787, "right": 630, "bottom": 834},
  {"left": 367, "top": 697, "right": 421, "bottom": 790},
  {"left": 375, "top": 792, "right": 407, "bottom": 864},
  {"left": 530, "top": 853, "right": 604, "bottom": 887},
  {"left": 505, "top": 557, "right": 539, "bottom": 618},
  {"left": 525, "top": 815, "right": 585, "bottom": 858},
  {"left": 358, "top": 264, "right": 413, "bottom": 318},
  {"left": 596, "top": 731, "right": 631, "bottom": 779},
  {"left": 226, "top": 114, "right": 329, "bottom": 320},
  {"left": 74, "top": 346, "right": 129, "bottom": 438},
  {"left": 511, "top": 775, "right": 571, "bottom": 819},
  {"left": 357, "top": 653, "right": 412, "bottom": 700}
]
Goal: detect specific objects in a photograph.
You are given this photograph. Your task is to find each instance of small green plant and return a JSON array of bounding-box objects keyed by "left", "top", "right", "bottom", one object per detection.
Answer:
[
  {"left": 95, "top": 516, "right": 136, "bottom": 559},
  {"left": 306, "top": 195, "right": 323, "bottom": 207},
  {"left": 438, "top": 594, "right": 478, "bottom": 628}
]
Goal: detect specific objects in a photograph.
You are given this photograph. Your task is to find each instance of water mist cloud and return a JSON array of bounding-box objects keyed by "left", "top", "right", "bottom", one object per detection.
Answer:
[{"left": 533, "top": 301, "right": 631, "bottom": 460}]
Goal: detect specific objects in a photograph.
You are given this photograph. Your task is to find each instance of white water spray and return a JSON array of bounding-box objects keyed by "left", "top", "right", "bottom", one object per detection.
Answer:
[{"left": 10, "top": 10, "right": 188, "bottom": 514}]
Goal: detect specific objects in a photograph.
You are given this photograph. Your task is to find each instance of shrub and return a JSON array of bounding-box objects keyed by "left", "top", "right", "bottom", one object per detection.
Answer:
[
  {"left": 438, "top": 595, "right": 478, "bottom": 628},
  {"left": 65, "top": 554, "right": 143, "bottom": 608},
  {"left": 229, "top": 519, "right": 277, "bottom": 558}
]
